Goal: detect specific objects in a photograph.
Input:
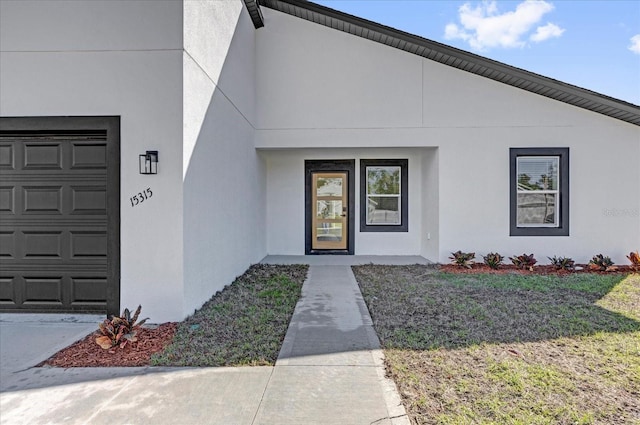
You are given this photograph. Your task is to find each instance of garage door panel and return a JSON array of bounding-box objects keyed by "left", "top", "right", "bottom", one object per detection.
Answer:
[
  {"left": 0, "top": 186, "right": 15, "bottom": 213},
  {"left": 0, "top": 144, "right": 14, "bottom": 169},
  {"left": 1, "top": 263, "right": 106, "bottom": 273},
  {"left": 0, "top": 232, "right": 16, "bottom": 258},
  {"left": 0, "top": 277, "right": 16, "bottom": 304},
  {"left": 23, "top": 231, "right": 63, "bottom": 258},
  {"left": 71, "top": 277, "right": 107, "bottom": 304},
  {"left": 4, "top": 226, "right": 107, "bottom": 263},
  {"left": 7, "top": 182, "right": 107, "bottom": 216},
  {"left": 1, "top": 139, "right": 107, "bottom": 174},
  {"left": 0, "top": 118, "right": 118, "bottom": 314},
  {"left": 71, "top": 232, "right": 107, "bottom": 258},
  {"left": 0, "top": 272, "right": 107, "bottom": 309},
  {"left": 24, "top": 143, "right": 62, "bottom": 169},
  {"left": 72, "top": 143, "right": 107, "bottom": 169},
  {"left": 71, "top": 186, "right": 107, "bottom": 214},
  {"left": 23, "top": 186, "right": 63, "bottom": 214},
  {"left": 23, "top": 277, "right": 63, "bottom": 304}
]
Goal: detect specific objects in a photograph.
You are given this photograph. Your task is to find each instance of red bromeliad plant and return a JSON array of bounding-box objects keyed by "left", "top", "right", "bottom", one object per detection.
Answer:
[
  {"left": 510, "top": 254, "right": 537, "bottom": 270},
  {"left": 96, "top": 305, "right": 149, "bottom": 350},
  {"left": 483, "top": 252, "right": 504, "bottom": 270},
  {"left": 548, "top": 256, "right": 576, "bottom": 271},
  {"left": 588, "top": 254, "right": 615, "bottom": 272},
  {"left": 627, "top": 251, "right": 640, "bottom": 271},
  {"left": 449, "top": 251, "right": 475, "bottom": 269}
]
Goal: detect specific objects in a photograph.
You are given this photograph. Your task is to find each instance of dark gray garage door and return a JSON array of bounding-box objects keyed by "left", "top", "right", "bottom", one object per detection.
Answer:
[{"left": 0, "top": 117, "right": 120, "bottom": 315}]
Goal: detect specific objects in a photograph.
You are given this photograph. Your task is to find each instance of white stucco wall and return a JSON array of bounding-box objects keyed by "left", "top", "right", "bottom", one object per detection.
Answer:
[
  {"left": 256, "top": 9, "right": 422, "bottom": 130},
  {"left": 256, "top": 8, "right": 640, "bottom": 264},
  {"left": 1, "top": 0, "right": 267, "bottom": 322},
  {"left": 0, "top": 0, "right": 185, "bottom": 321},
  {"left": 2, "top": 0, "right": 637, "bottom": 324},
  {"left": 262, "top": 149, "right": 430, "bottom": 256},
  {"left": 182, "top": 1, "right": 266, "bottom": 317},
  {"left": 436, "top": 124, "right": 639, "bottom": 265},
  {"left": 421, "top": 149, "right": 439, "bottom": 261}
]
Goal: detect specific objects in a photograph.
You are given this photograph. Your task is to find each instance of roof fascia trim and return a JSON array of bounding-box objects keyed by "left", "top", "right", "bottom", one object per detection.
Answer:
[{"left": 243, "top": 0, "right": 264, "bottom": 29}]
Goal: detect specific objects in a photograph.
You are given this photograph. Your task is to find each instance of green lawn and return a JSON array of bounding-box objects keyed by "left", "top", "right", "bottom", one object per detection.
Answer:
[
  {"left": 151, "top": 264, "right": 308, "bottom": 367},
  {"left": 353, "top": 265, "right": 640, "bottom": 425}
]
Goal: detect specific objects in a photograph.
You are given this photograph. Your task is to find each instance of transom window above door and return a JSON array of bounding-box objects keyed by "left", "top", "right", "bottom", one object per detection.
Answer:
[{"left": 360, "top": 159, "right": 408, "bottom": 232}]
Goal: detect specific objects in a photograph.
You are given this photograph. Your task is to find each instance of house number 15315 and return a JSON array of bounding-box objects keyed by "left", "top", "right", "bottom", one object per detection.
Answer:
[{"left": 130, "top": 188, "right": 153, "bottom": 207}]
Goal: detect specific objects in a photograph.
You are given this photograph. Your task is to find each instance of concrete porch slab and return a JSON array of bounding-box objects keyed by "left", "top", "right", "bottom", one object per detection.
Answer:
[{"left": 261, "top": 255, "right": 431, "bottom": 265}]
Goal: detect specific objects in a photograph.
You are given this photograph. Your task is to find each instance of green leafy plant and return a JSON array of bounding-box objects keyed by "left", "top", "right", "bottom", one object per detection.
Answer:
[
  {"left": 510, "top": 253, "right": 537, "bottom": 270},
  {"left": 483, "top": 252, "right": 504, "bottom": 270},
  {"left": 449, "top": 251, "right": 475, "bottom": 269},
  {"left": 627, "top": 251, "right": 640, "bottom": 271},
  {"left": 96, "top": 305, "right": 148, "bottom": 350},
  {"left": 548, "top": 256, "right": 576, "bottom": 271},
  {"left": 588, "top": 254, "right": 615, "bottom": 272}
]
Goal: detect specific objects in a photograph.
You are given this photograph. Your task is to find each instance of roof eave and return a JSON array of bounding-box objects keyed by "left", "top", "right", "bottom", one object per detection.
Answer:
[{"left": 243, "top": 0, "right": 264, "bottom": 29}]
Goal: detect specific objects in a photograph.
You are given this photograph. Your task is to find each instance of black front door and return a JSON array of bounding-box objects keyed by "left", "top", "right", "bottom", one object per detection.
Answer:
[{"left": 305, "top": 160, "right": 355, "bottom": 255}]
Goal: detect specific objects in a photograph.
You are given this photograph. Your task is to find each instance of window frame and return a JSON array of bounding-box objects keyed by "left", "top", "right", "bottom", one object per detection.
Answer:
[
  {"left": 360, "top": 159, "right": 408, "bottom": 232},
  {"left": 510, "top": 148, "right": 569, "bottom": 236}
]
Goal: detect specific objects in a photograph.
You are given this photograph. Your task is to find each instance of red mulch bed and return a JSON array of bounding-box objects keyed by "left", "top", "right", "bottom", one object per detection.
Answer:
[
  {"left": 39, "top": 322, "right": 177, "bottom": 368},
  {"left": 439, "top": 263, "right": 637, "bottom": 275}
]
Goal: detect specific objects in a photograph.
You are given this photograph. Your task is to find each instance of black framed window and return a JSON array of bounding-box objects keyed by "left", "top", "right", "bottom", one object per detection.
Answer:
[
  {"left": 510, "top": 148, "right": 569, "bottom": 236},
  {"left": 360, "top": 159, "right": 408, "bottom": 232}
]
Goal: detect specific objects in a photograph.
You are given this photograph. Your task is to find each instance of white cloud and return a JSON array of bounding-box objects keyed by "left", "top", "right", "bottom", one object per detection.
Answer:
[
  {"left": 629, "top": 34, "right": 640, "bottom": 54},
  {"left": 530, "top": 23, "right": 564, "bottom": 42},
  {"left": 444, "top": 0, "right": 565, "bottom": 51}
]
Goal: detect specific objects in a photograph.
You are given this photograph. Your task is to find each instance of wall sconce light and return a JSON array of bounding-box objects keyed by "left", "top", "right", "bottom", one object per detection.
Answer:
[{"left": 139, "top": 150, "right": 158, "bottom": 175}]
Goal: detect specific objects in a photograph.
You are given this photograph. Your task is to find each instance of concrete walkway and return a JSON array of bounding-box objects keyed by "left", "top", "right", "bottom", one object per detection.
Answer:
[
  {"left": 256, "top": 265, "right": 408, "bottom": 424},
  {"left": 0, "top": 264, "right": 410, "bottom": 425}
]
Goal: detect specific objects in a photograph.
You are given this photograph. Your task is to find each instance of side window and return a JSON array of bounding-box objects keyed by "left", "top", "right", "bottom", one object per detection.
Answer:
[
  {"left": 510, "top": 148, "right": 569, "bottom": 236},
  {"left": 360, "top": 159, "right": 408, "bottom": 232}
]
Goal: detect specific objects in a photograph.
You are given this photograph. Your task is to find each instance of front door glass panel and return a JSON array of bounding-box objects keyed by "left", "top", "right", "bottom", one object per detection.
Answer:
[{"left": 312, "top": 172, "right": 347, "bottom": 250}]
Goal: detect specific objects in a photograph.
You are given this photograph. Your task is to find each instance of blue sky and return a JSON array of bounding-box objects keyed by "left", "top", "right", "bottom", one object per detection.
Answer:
[{"left": 313, "top": 0, "right": 640, "bottom": 105}]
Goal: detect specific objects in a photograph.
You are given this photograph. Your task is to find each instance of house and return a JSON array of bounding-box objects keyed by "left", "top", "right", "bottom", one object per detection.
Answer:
[{"left": 1, "top": 0, "right": 638, "bottom": 323}]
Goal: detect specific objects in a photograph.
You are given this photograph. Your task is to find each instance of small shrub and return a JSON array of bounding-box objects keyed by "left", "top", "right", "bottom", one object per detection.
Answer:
[
  {"left": 96, "top": 305, "right": 148, "bottom": 350},
  {"left": 588, "top": 254, "right": 615, "bottom": 272},
  {"left": 449, "top": 251, "right": 475, "bottom": 269},
  {"left": 627, "top": 251, "right": 640, "bottom": 270},
  {"left": 483, "top": 252, "right": 504, "bottom": 269},
  {"left": 548, "top": 256, "right": 575, "bottom": 271},
  {"left": 510, "top": 253, "right": 537, "bottom": 270}
]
